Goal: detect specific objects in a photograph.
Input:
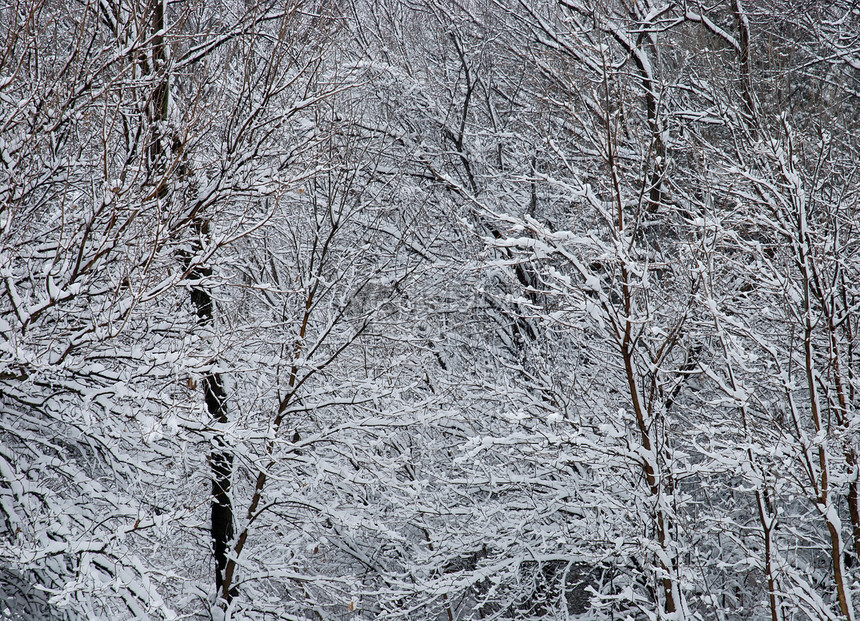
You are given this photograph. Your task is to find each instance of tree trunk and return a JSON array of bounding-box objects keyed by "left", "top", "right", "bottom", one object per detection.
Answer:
[
  {"left": 147, "top": 0, "right": 234, "bottom": 598},
  {"left": 190, "top": 259, "right": 235, "bottom": 596}
]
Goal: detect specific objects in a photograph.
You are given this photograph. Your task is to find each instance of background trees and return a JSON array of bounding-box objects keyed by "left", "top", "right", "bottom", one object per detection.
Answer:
[{"left": 2, "top": 0, "right": 859, "bottom": 619}]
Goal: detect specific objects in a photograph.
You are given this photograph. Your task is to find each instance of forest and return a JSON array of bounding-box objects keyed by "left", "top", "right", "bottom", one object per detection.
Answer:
[{"left": 1, "top": 0, "right": 859, "bottom": 619}]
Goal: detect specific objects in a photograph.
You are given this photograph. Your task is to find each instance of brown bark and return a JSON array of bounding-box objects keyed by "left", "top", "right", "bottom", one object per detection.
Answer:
[{"left": 597, "top": 40, "right": 678, "bottom": 611}]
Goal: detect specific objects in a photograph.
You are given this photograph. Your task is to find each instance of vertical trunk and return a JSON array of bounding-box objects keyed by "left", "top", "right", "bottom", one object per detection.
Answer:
[
  {"left": 794, "top": 182, "right": 855, "bottom": 621},
  {"left": 602, "top": 45, "right": 679, "bottom": 615},
  {"left": 146, "top": 0, "right": 234, "bottom": 597},
  {"left": 823, "top": 503, "right": 855, "bottom": 621},
  {"left": 823, "top": 299, "right": 860, "bottom": 565},
  {"left": 631, "top": 50, "right": 664, "bottom": 215},
  {"left": 712, "top": 299, "right": 782, "bottom": 621},
  {"left": 622, "top": 332, "right": 677, "bottom": 615},
  {"left": 760, "top": 504, "right": 780, "bottom": 621},
  {"left": 730, "top": 0, "right": 756, "bottom": 122},
  {"left": 849, "top": 463, "right": 860, "bottom": 565},
  {"left": 606, "top": 13, "right": 665, "bottom": 215},
  {"left": 603, "top": 43, "right": 680, "bottom": 614},
  {"left": 189, "top": 253, "right": 234, "bottom": 596},
  {"left": 835, "top": 242, "right": 860, "bottom": 565},
  {"left": 150, "top": 0, "right": 168, "bottom": 157}
]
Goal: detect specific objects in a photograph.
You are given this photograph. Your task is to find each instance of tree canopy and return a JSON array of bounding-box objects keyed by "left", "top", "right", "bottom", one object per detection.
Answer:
[{"left": 2, "top": 1, "right": 860, "bottom": 619}]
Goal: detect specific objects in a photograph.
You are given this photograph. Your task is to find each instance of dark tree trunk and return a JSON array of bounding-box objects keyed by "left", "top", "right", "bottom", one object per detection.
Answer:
[
  {"left": 146, "top": 0, "right": 235, "bottom": 595},
  {"left": 189, "top": 246, "right": 235, "bottom": 597}
]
